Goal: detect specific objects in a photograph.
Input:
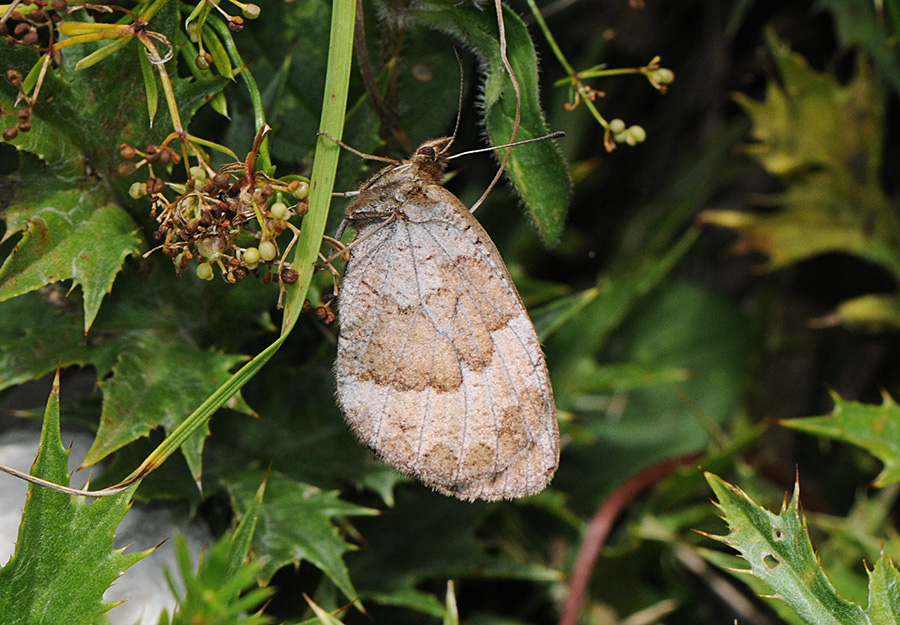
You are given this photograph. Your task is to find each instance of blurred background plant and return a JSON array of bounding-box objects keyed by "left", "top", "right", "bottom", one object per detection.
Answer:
[{"left": 2, "top": 0, "right": 900, "bottom": 623}]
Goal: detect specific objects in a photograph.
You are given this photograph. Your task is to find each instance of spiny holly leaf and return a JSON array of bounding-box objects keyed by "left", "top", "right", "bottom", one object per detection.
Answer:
[
  {"left": 0, "top": 47, "right": 85, "bottom": 179},
  {"left": 0, "top": 160, "right": 142, "bottom": 333},
  {"left": 865, "top": 553, "right": 900, "bottom": 623},
  {"left": 0, "top": 0, "right": 225, "bottom": 182},
  {"left": 162, "top": 481, "right": 270, "bottom": 625},
  {"left": 0, "top": 281, "right": 253, "bottom": 484},
  {"left": 225, "top": 471, "right": 379, "bottom": 601},
  {"left": 85, "top": 331, "right": 249, "bottom": 482},
  {"left": 700, "top": 31, "right": 900, "bottom": 279},
  {"left": 0, "top": 290, "right": 98, "bottom": 391},
  {"left": 780, "top": 392, "right": 900, "bottom": 487},
  {"left": 0, "top": 371, "right": 147, "bottom": 625},
  {"left": 407, "top": 0, "right": 571, "bottom": 246},
  {"left": 703, "top": 472, "right": 868, "bottom": 625}
]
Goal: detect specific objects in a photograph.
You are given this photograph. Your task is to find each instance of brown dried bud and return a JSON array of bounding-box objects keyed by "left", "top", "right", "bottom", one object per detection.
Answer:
[
  {"left": 185, "top": 217, "right": 201, "bottom": 234},
  {"left": 16, "top": 107, "right": 29, "bottom": 119},
  {"left": 3, "top": 126, "right": 18, "bottom": 141},
  {"left": 157, "top": 148, "right": 172, "bottom": 166},
  {"left": 5, "top": 69, "right": 22, "bottom": 87},
  {"left": 146, "top": 177, "right": 165, "bottom": 194},
  {"left": 232, "top": 266, "right": 248, "bottom": 280},
  {"left": 213, "top": 172, "right": 230, "bottom": 189},
  {"left": 30, "top": 9, "right": 47, "bottom": 21},
  {"left": 270, "top": 218, "right": 287, "bottom": 235},
  {"left": 14, "top": 23, "right": 29, "bottom": 36},
  {"left": 228, "top": 16, "right": 244, "bottom": 32},
  {"left": 281, "top": 267, "right": 299, "bottom": 284},
  {"left": 17, "top": 119, "right": 31, "bottom": 132},
  {"left": 294, "top": 199, "right": 309, "bottom": 216},
  {"left": 314, "top": 306, "right": 336, "bottom": 325},
  {"left": 301, "top": 299, "right": 312, "bottom": 313},
  {"left": 118, "top": 161, "right": 136, "bottom": 176},
  {"left": 22, "top": 29, "right": 39, "bottom": 46},
  {"left": 260, "top": 183, "right": 274, "bottom": 197},
  {"left": 120, "top": 143, "right": 136, "bottom": 159},
  {"left": 51, "top": 0, "right": 67, "bottom": 12}
]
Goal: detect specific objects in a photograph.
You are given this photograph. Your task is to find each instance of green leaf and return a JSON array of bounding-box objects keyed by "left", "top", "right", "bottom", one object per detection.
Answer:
[
  {"left": 73, "top": 35, "right": 134, "bottom": 72},
  {"left": 165, "top": 535, "right": 271, "bottom": 625},
  {"left": 407, "top": 0, "right": 571, "bottom": 245},
  {"left": 0, "top": 47, "right": 84, "bottom": 178},
  {"left": 86, "top": 331, "right": 248, "bottom": 482},
  {"left": 700, "top": 31, "right": 900, "bottom": 279},
  {"left": 138, "top": 46, "right": 159, "bottom": 125},
  {"left": 0, "top": 161, "right": 142, "bottom": 333},
  {"left": 0, "top": 273, "right": 253, "bottom": 484},
  {"left": 815, "top": 0, "right": 900, "bottom": 94},
  {"left": 225, "top": 471, "right": 379, "bottom": 600},
  {"left": 830, "top": 293, "right": 900, "bottom": 332},
  {"left": 553, "top": 281, "right": 753, "bottom": 504},
  {"left": 780, "top": 392, "right": 900, "bottom": 487},
  {"left": 0, "top": 291, "right": 96, "bottom": 391},
  {"left": 0, "top": 372, "right": 146, "bottom": 625},
  {"left": 0, "top": 1, "right": 226, "bottom": 182},
  {"left": 865, "top": 553, "right": 900, "bottom": 623},
  {"left": 203, "top": 22, "right": 234, "bottom": 79},
  {"left": 703, "top": 472, "right": 868, "bottom": 625},
  {"left": 163, "top": 480, "right": 269, "bottom": 625}
]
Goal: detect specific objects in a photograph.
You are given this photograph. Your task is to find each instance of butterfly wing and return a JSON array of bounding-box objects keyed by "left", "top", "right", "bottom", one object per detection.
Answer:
[{"left": 335, "top": 184, "right": 559, "bottom": 501}]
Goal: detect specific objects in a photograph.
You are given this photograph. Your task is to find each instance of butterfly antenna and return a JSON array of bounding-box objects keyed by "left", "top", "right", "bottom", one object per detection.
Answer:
[{"left": 442, "top": 46, "right": 466, "bottom": 157}]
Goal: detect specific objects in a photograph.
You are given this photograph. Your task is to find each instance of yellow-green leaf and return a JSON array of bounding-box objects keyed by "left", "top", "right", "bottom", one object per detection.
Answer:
[
  {"left": 781, "top": 392, "right": 900, "bottom": 487},
  {"left": 701, "top": 31, "right": 900, "bottom": 277}
]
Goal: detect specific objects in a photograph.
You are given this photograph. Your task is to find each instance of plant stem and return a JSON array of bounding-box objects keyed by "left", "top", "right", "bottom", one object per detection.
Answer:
[
  {"left": 121, "top": 0, "right": 357, "bottom": 489},
  {"left": 207, "top": 16, "right": 271, "bottom": 172}
]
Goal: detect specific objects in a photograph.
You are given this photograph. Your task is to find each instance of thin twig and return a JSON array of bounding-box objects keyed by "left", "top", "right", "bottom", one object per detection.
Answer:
[{"left": 470, "top": 0, "right": 523, "bottom": 212}]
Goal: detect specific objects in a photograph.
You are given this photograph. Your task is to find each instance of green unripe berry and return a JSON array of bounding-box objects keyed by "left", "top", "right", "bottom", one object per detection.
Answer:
[
  {"left": 653, "top": 68, "right": 675, "bottom": 84},
  {"left": 186, "top": 21, "right": 200, "bottom": 42},
  {"left": 627, "top": 125, "right": 647, "bottom": 144},
  {"left": 258, "top": 240, "right": 277, "bottom": 262},
  {"left": 609, "top": 118, "right": 626, "bottom": 134},
  {"left": 269, "top": 201, "right": 289, "bottom": 219},
  {"left": 242, "top": 3, "right": 261, "bottom": 19},
  {"left": 196, "top": 233, "right": 229, "bottom": 260},
  {"left": 128, "top": 182, "right": 148, "bottom": 199},
  {"left": 190, "top": 165, "right": 206, "bottom": 182},
  {"left": 196, "top": 262, "right": 214, "bottom": 280},
  {"left": 243, "top": 246, "right": 261, "bottom": 266},
  {"left": 290, "top": 180, "right": 309, "bottom": 200}
]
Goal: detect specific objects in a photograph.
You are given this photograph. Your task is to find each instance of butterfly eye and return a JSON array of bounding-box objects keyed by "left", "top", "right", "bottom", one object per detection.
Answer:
[{"left": 418, "top": 146, "right": 437, "bottom": 159}]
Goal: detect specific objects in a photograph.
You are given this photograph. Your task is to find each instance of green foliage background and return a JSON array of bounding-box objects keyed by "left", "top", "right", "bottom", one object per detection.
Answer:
[{"left": 2, "top": 0, "right": 900, "bottom": 623}]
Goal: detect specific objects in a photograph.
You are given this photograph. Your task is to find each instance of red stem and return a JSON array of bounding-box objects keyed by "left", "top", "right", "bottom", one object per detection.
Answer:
[{"left": 559, "top": 452, "right": 702, "bottom": 625}]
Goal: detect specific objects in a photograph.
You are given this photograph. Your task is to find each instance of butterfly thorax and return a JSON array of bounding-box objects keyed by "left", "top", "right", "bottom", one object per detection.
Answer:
[{"left": 345, "top": 138, "right": 454, "bottom": 227}]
